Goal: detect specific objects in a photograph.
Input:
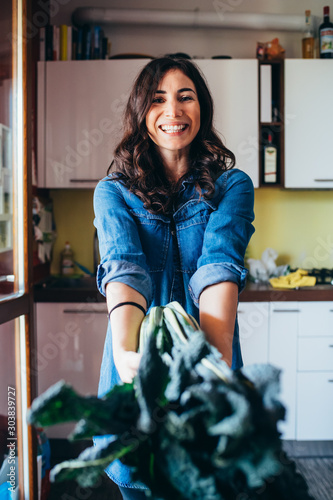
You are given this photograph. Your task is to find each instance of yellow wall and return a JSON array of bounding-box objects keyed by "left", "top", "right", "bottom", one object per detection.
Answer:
[
  {"left": 251, "top": 188, "right": 333, "bottom": 269},
  {"left": 50, "top": 188, "right": 333, "bottom": 275},
  {"left": 50, "top": 190, "right": 95, "bottom": 275}
]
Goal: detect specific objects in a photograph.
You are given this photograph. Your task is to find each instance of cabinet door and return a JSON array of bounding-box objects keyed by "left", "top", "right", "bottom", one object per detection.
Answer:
[
  {"left": 41, "top": 60, "right": 148, "bottom": 188},
  {"left": 298, "top": 336, "right": 333, "bottom": 371},
  {"left": 39, "top": 59, "right": 259, "bottom": 188},
  {"left": 268, "top": 302, "right": 299, "bottom": 440},
  {"left": 35, "top": 302, "right": 108, "bottom": 437},
  {"left": 297, "top": 372, "right": 333, "bottom": 440},
  {"left": 237, "top": 302, "right": 269, "bottom": 365},
  {"left": 298, "top": 301, "right": 333, "bottom": 337},
  {"left": 197, "top": 60, "right": 259, "bottom": 187},
  {"left": 285, "top": 60, "right": 333, "bottom": 189}
]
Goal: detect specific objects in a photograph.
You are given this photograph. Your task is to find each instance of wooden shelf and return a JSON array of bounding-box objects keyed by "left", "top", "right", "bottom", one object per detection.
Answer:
[
  {"left": 258, "top": 59, "right": 285, "bottom": 188},
  {"left": 261, "top": 121, "right": 283, "bottom": 126}
]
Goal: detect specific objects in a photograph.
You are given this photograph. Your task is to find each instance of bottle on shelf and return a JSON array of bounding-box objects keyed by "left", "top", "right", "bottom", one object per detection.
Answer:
[
  {"left": 319, "top": 6, "right": 333, "bottom": 58},
  {"left": 60, "top": 241, "right": 75, "bottom": 275},
  {"left": 263, "top": 134, "right": 277, "bottom": 184},
  {"left": 302, "top": 10, "right": 315, "bottom": 59}
]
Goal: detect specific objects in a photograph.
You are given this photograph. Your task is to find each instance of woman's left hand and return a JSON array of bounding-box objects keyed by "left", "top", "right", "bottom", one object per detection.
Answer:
[{"left": 115, "top": 350, "right": 142, "bottom": 384}]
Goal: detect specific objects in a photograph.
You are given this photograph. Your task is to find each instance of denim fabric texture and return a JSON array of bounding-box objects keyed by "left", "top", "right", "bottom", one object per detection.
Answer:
[{"left": 93, "top": 167, "right": 255, "bottom": 489}]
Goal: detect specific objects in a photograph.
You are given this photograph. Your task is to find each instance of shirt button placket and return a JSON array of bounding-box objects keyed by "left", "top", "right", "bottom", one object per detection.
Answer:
[{"left": 170, "top": 218, "right": 184, "bottom": 304}]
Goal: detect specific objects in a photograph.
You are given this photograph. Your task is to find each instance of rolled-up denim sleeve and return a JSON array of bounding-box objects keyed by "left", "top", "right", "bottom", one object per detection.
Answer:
[
  {"left": 93, "top": 179, "right": 153, "bottom": 306},
  {"left": 189, "top": 169, "right": 255, "bottom": 305}
]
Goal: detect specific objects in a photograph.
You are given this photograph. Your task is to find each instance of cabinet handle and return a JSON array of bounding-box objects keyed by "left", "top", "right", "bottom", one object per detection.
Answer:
[
  {"left": 69, "top": 179, "right": 101, "bottom": 183},
  {"left": 272, "top": 309, "right": 300, "bottom": 313},
  {"left": 329, "top": 345, "right": 333, "bottom": 348},
  {"left": 62, "top": 309, "right": 106, "bottom": 314},
  {"left": 328, "top": 380, "right": 333, "bottom": 383},
  {"left": 314, "top": 179, "right": 333, "bottom": 182}
]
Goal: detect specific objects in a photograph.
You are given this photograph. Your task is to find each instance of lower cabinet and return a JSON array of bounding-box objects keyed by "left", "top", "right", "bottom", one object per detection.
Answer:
[
  {"left": 36, "top": 300, "right": 333, "bottom": 441},
  {"left": 297, "top": 372, "right": 333, "bottom": 440},
  {"left": 296, "top": 301, "right": 333, "bottom": 440},
  {"left": 35, "top": 302, "right": 108, "bottom": 438},
  {"left": 238, "top": 300, "right": 333, "bottom": 441},
  {"left": 268, "top": 302, "right": 299, "bottom": 440},
  {"left": 237, "top": 301, "right": 269, "bottom": 365}
]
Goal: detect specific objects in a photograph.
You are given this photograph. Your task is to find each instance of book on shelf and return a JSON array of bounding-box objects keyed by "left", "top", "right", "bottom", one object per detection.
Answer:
[
  {"left": 72, "top": 27, "right": 78, "bottom": 61},
  {"left": 38, "top": 25, "right": 110, "bottom": 61},
  {"left": 52, "top": 25, "right": 59, "bottom": 61},
  {"left": 83, "top": 24, "right": 92, "bottom": 60},
  {"left": 39, "top": 27, "right": 45, "bottom": 61},
  {"left": 59, "top": 24, "right": 67, "bottom": 61},
  {"left": 76, "top": 28, "right": 83, "bottom": 60},
  {"left": 67, "top": 26, "right": 72, "bottom": 61},
  {"left": 45, "top": 25, "right": 53, "bottom": 61}
]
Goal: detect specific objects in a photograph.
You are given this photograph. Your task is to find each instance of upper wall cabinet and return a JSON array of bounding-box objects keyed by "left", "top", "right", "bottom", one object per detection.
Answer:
[
  {"left": 37, "top": 60, "right": 149, "bottom": 188},
  {"left": 196, "top": 60, "right": 259, "bottom": 187},
  {"left": 285, "top": 60, "right": 333, "bottom": 189},
  {"left": 37, "top": 60, "right": 259, "bottom": 189}
]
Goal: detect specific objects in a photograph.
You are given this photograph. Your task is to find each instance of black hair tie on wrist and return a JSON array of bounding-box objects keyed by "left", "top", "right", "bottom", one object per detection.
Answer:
[{"left": 108, "top": 301, "right": 146, "bottom": 320}]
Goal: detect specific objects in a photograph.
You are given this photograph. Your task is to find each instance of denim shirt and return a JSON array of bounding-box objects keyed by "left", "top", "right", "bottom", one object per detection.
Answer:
[{"left": 93, "top": 167, "right": 255, "bottom": 489}]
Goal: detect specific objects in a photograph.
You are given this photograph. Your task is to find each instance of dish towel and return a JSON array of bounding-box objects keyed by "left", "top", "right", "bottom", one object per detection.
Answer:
[{"left": 269, "top": 269, "right": 316, "bottom": 289}]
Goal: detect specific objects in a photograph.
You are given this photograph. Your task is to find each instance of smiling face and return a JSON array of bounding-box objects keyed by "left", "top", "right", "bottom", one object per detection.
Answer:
[{"left": 145, "top": 69, "right": 201, "bottom": 157}]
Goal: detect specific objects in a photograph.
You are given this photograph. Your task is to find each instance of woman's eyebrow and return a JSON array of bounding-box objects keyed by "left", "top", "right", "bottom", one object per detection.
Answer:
[
  {"left": 178, "top": 87, "right": 196, "bottom": 94},
  {"left": 155, "top": 88, "right": 196, "bottom": 94}
]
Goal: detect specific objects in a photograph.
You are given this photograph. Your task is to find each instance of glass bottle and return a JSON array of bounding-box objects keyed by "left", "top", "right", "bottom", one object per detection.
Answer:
[
  {"left": 60, "top": 241, "right": 75, "bottom": 275},
  {"left": 319, "top": 6, "right": 333, "bottom": 58},
  {"left": 302, "top": 10, "right": 315, "bottom": 59},
  {"left": 263, "top": 134, "right": 277, "bottom": 184}
]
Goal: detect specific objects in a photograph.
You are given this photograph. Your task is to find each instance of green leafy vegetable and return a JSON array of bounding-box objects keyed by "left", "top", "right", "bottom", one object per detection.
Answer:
[{"left": 28, "top": 302, "right": 314, "bottom": 500}]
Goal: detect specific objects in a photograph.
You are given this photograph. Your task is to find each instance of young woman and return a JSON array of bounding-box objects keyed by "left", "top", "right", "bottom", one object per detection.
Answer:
[{"left": 93, "top": 56, "right": 255, "bottom": 499}]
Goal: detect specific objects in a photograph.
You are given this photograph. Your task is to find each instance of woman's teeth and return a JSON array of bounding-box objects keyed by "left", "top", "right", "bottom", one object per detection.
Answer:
[{"left": 160, "top": 124, "right": 187, "bottom": 133}]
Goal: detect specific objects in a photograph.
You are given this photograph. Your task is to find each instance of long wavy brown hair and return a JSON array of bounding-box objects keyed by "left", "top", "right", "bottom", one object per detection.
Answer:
[{"left": 108, "top": 57, "right": 235, "bottom": 214}]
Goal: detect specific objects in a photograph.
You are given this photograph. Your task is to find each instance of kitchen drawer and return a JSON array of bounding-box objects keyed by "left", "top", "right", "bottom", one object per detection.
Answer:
[
  {"left": 298, "top": 337, "right": 333, "bottom": 371},
  {"left": 298, "top": 302, "right": 333, "bottom": 337},
  {"left": 297, "top": 372, "right": 333, "bottom": 440}
]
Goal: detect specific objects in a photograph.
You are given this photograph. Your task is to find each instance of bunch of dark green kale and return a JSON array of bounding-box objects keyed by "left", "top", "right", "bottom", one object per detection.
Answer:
[{"left": 28, "top": 302, "right": 314, "bottom": 500}]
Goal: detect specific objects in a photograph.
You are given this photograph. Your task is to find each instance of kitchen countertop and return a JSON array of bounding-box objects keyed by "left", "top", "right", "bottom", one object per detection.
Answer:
[
  {"left": 240, "top": 282, "right": 333, "bottom": 302},
  {"left": 34, "top": 276, "right": 103, "bottom": 303},
  {"left": 34, "top": 276, "right": 333, "bottom": 303}
]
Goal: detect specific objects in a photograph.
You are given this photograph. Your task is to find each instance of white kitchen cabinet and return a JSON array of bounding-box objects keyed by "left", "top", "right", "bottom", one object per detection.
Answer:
[
  {"left": 38, "top": 59, "right": 259, "bottom": 188},
  {"left": 38, "top": 60, "right": 148, "bottom": 188},
  {"left": 297, "top": 372, "right": 333, "bottom": 440},
  {"left": 298, "top": 301, "right": 333, "bottom": 337},
  {"left": 197, "top": 60, "right": 259, "bottom": 186},
  {"left": 298, "top": 337, "right": 333, "bottom": 371},
  {"left": 284, "top": 60, "right": 333, "bottom": 189},
  {"left": 268, "top": 302, "right": 299, "bottom": 440},
  {"left": 296, "top": 300, "right": 333, "bottom": 440},
  {"left": 237, "top": 302, "right": 269, "bottom": 366},
  {"left": 35, "top": 302, "right": 107, "bottom": 438}
]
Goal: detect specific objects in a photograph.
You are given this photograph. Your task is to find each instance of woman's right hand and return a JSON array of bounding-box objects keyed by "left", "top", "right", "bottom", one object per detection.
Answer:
[{"left": 114, "top": 350, "right": 142, "bottom": 384}]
